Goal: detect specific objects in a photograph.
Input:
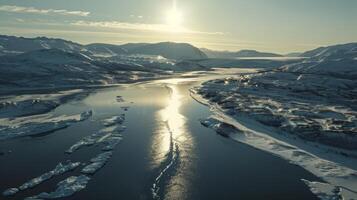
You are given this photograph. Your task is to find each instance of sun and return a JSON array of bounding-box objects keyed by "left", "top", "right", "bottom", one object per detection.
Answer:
[{"left": 166, "top": 8, "right": 183, "bottom": 28}]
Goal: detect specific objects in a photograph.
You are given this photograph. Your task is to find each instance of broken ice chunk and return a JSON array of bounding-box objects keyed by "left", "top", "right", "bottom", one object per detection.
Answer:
[
  {"left": 80, "top": 110, "right": 93, "bottom": 121},
  {"left": 200, "top": 117, "right": 240, "bottom": 137},
  {"left": 3, "top": 161, "right": 80, "bottom": 197},
  {"left": 29, "top": 175, "right": 90, "bottom": 199},
  {"left": 66, "top": 135, "right": 97, "bottom": 154},
  {"left": 2, "top": 188, "right": 19, "bottom": 196},
  {"left": 102, "top": 114, "right": 125, "bottom": 127},
  {"left": 116, "top": 96, "right": 125, "bottom": 102},
  {"left": 81, "top": 151, "right": 112, "bottom": 174},
  {"left": 19, "top": 161, "right": 81, "bottom": 191},
  {"left": 66, "top": 125, "right": 125, "bottom": 154},
  {"left": 102, "top": 136, "right": 122, "bottom": 151},
  {"left": 121, "top": 106, "right": 129, "bottom": 111},
  {"left": 200, "top": 118, "right": 220, "bottom": 128}
]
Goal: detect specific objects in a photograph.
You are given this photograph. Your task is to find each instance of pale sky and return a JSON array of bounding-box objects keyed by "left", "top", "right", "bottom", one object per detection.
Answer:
[{"left": 0, "top": 0, "right": 356, "bottom": 53}]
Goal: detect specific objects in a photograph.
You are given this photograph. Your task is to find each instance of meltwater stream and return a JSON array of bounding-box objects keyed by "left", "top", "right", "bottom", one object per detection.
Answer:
[{"left": 0, "top": 73, "right": 321, "bottom": 200}]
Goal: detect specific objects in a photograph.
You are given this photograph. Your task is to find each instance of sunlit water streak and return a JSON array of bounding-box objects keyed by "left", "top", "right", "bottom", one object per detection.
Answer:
[{"left": 150, "top": 83, "right": 194, "bottom": 200}]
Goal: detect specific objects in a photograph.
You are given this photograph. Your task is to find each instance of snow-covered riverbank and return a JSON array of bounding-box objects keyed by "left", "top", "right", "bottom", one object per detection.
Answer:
[{"left": 192, "top": 66, "right": 357, "bottom": 199}]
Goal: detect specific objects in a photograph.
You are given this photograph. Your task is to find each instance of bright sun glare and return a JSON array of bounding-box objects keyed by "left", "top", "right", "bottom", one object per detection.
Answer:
[
  {"left": 166, "top": 0, "right": 183, "bottom": 31},
  {"left": 166, "top": 9, "right": 183, "bottom": 27}
]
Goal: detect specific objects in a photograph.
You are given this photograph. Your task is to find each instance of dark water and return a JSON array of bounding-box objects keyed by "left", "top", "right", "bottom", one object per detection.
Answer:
[{"left": 0, "top": 77, "right": 320, "bottom": 200}]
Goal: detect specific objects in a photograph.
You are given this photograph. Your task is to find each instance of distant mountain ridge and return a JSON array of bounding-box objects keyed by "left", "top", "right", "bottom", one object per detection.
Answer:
[
  {"left": 201, "top": 48, "right": 283, "bottom": 58},
  {"left": 300, "top": 43, "right": 357, "bottom": 61},
  {"left": 0, "top": 35, "right": 207, "bottom": 60}
]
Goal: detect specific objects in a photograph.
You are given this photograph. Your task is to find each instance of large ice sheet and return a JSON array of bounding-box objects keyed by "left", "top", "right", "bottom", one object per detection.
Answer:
[{"left": 0, "top": 110, "right": 92, "bottom": 140}]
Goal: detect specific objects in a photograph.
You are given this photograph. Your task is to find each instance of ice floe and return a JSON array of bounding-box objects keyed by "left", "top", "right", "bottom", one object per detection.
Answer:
[
  {"left": 66, "top": 125, "right": 125, "bottom": 154},
  {"left": 81, "top": 151, "right": 113, "bottom": 174},
  {"left": 2, "top": 188, "right": 19, "bottom": 197},
  {"left": 27, "top": 175, "right": 90, "bottom": 199},
  {"left": 2, "top": 161, "right": 80, "bottom": 197},
  {"left": 0, "top": 110, "right": 92, "bottom": 140},
  {"left": 102, "top": 114, "right": 125, "bottom": 126},
  {"left": 0, "top": 89, "right": 85, "bottom": 119}
]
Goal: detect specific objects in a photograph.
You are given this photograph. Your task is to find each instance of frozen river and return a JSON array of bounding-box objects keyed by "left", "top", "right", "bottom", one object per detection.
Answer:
[{"left": 0, "top": 71, "right": 320, "bottom": 200}]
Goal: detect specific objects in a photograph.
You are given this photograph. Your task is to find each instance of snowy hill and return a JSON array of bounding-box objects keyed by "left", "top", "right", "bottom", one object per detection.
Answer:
[
  {"left": 282, "top": 43, "right": 357, "bottom": 78},
  {"left": 300, "top": 43, "right": 357, "bottom": 61},
  {"left": 125, "top": 42, "right": 208, "bottom": 60},
  {"left": 235, "top": 50, "right": 282, "bottom": 57},
  {"left": 201, "top": 48, "right": 283, "bottom": 58}
]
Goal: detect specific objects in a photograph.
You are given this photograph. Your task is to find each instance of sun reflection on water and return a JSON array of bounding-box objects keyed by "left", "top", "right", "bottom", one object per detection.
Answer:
[{"left": 150, "top": 83, "right": 194, "bottom": 200}]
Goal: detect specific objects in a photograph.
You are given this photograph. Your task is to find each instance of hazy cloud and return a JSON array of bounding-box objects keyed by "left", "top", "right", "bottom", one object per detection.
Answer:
[
  {"left": 0, "top": 5, "right": 90, "bottom": 17},
  {"left": 71, "top": 20, "right": 224, "bottom": 35}
]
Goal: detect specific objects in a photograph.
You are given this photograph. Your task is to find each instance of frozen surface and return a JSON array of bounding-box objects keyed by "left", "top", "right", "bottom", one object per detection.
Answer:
[
  {"left": 0, "top": 110, "right": 92, "bottom": 140},
  {"left": 27, "top": 175, "right": 90, "bottom": 199},
  {"left": 81, "top": 151, "right": 113, "bottom": 174},
  {"left": 2, "top": 161, "right": 80, "bottom": 197}
]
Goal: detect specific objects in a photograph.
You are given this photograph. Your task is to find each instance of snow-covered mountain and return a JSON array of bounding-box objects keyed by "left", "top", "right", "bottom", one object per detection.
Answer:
[
  {"left": 300, "top": 43, "right": 357, "bottom": 61},
  {"left": 282, "top": 43, "right": 357, "bottom": 78},
  {"left": 0, "top": 48, "right": 157, "bottom": 91},
  {"left": 201, "top": 48, "right": 283, "bottom": 58},
  {"left": 0, "top": 35, "right": 207, "bottom": 60},
  {"left": 0, "top": 35, "right": 83, "bottom": 56},
  {"left": 123, "top": 42, "right": 208, "bottom": 60}
]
